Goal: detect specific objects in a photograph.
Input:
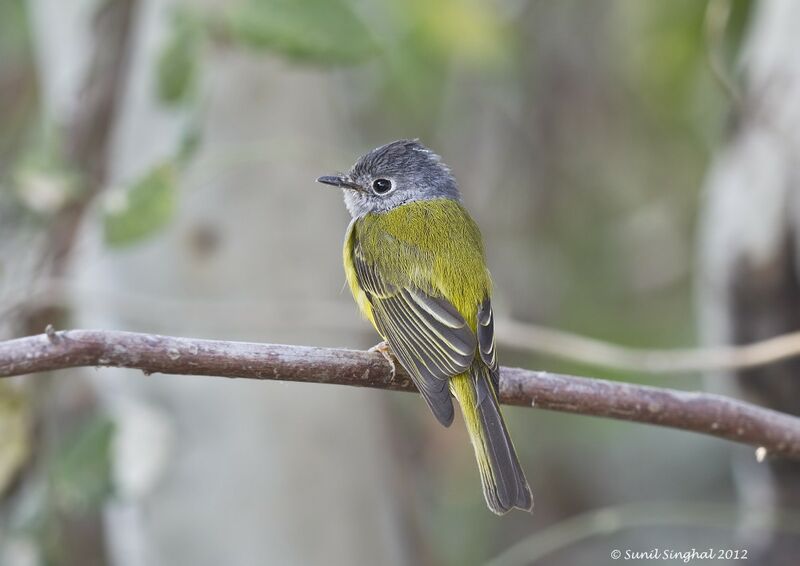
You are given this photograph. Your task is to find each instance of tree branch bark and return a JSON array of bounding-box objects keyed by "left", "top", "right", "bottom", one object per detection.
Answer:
[{"left": 2, "top": 329, "right": 799, "bottom": 460}]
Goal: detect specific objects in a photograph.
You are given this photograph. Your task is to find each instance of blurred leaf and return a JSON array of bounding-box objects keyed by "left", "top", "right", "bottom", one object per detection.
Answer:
[
  {"left": 407, "top": 0, "right": 508, "bottom": 65},
  {"left": 157, "top": 12, "right": 201, "bottom": 105},
  {"left": 222, "top": 0, "right": 377, "bottom": 64},
  {"left": 0, "top": 0, "right": 31, "bottom": 56},
  {"left": 725, "top": 0, "right": 755, "bottom": 50},
  {"left": 104, "top": 162, "right": 177, "bottom": 247},
  {"left": 12, "top": 128, "right": 82, "bottom": 215},
  {"left": 51, "top": 416, "right": 115, "bottom": 512},
  {"left": 351, "top": 0, "right": 511, "bottom": 136},
  {"left": 0, "top": 384, "right": 31, "bottom": 497}
]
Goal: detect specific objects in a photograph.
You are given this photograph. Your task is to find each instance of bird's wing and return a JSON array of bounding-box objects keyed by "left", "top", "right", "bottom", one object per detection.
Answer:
[
  {"left": 352, "top": 241, "right": 477, "bottom": 426},
  {"left": 477, "top": 298, "right": 499, "bottom": 392}
]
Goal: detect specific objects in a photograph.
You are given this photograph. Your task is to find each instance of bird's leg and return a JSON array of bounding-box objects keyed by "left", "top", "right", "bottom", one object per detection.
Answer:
[{"left": 369, "top": 340, "right": 396, "bottom": 381}]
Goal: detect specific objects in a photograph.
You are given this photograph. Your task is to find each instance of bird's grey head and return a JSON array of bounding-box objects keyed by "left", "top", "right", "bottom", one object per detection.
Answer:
[{"left": 316, "top": 139, "right": 461, "bottom": 218}]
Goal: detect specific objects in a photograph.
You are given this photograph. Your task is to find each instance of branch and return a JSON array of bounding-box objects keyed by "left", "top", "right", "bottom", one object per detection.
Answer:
[
  {"left": 10, "top": 281, "right": 800, "bottom": 374},
  {"left": 498, "top": 320, "right": 800, "bottom": 374},
  {"left": 2, "top": 329, "right": 800, "bottom": 460}
]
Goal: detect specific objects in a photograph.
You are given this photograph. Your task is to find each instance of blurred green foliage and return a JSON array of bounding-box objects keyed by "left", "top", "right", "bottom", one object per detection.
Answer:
[
  {"left": 50, "top": 415, "right": 115, "bottom": 513},
  {"left": 157, "top": 11, "right": 202, "bottom": 105},
  {"left": 0, "top": 0, "right": 30, "bottom": 54},
  {"left": 627, "top": 0, "right": 710, "bottom": 127},
  {"left": 500, "top": 0, "right": 750, "bottom": 391},
  {"left": 0, "top": 0, "right": 37, "bottom": 175},
  {"left": 0, "top": 384, "right": 31, "bottom": 497},
  {"left": 368, "top": 0, "right": 511, "bottom": 132},
  {"left": 1, "top": 412, "right": 115, "bottom": 566},
  {"left": 13, "top": 141, "right": 81, "bottom": 217},
  {"left": 221, "top": 0, "right": 378, "bottom": 64},
  {"left": 403, "top": 0, "right": 508, "bottom": 64},
  {"left": 104, "top": 162, "right": 178, "bottom": 247}
]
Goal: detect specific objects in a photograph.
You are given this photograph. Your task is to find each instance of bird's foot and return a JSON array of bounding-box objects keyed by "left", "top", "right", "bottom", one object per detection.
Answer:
[{"left": 369, "top": 341, "right": 396, "bottom": 381}]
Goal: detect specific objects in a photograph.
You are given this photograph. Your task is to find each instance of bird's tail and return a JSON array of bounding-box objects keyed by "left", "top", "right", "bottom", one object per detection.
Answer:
[{"left": 450, "top": 365, "right": 533, "bottom": 514}]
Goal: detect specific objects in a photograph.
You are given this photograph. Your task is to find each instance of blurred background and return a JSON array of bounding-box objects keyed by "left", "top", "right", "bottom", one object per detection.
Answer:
[{"left": 2, "top": 0, "right": 800, "bottom": 564}]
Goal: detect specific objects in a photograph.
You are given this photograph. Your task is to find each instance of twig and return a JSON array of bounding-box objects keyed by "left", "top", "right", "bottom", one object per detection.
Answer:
[
  {"left": 1, "top": 329, "right": 800, "bottom": 459},
  {"left": 497, "top": 320, "right": 800, "bottom": 374},
  {"left": 704, "top": 0, "right": 743, "bottom": 108}
]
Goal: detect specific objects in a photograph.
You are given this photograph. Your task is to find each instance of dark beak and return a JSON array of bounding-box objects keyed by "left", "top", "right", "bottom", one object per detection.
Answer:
[
  {"left": 316, "top": 175, "right": 363, "bottom": 191},
  {"left": 316, "top": 175, "right": 345, "bottom": 187}
]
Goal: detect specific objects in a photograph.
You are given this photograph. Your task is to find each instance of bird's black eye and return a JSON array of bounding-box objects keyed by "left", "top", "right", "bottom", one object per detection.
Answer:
[{"left": 372, "top": 178, "right": 393, "bottom": 195}]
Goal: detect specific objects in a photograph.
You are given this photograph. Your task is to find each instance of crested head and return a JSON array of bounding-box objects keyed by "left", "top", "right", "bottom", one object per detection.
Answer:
[{"left": 317, "top": 139, "right": 461, "bottom": 218}]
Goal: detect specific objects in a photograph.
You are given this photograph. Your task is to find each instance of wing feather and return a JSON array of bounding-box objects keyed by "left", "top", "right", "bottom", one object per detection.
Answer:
[
  {"left": 477, "top": 299, "right": 499, "bottom": 392},
  {"left": 352, "top": 242, "right": 477, "bottom": 426}
]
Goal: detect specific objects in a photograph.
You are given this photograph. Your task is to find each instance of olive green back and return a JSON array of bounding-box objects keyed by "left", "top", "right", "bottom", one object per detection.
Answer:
[{"left": 347, "top": 198, "right": 491, "bottom": 330}]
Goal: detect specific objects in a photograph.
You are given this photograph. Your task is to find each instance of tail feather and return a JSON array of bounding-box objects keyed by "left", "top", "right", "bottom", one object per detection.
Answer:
[{"left": 451, "top": 366, "right": 533, "bottom": 514}]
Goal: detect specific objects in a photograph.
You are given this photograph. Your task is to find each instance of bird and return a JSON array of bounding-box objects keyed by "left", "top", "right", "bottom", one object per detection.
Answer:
[{"left": 317, "top": 139, "right": 532, "bottom": 514}]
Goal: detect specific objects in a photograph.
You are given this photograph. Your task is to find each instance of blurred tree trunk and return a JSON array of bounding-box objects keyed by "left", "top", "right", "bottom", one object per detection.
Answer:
[
  {"left": 698, "top": 0, "right": 800, "bottom": 562},
  {"left": 27, "top": 0, "right": 416, "bottom": 565}
]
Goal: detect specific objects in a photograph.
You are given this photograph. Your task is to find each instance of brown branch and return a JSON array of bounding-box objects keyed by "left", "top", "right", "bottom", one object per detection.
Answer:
[
  {"left": 12, "top": 282, "right": 800, "bottom": 375},
  {"left": 2, "top": 329, "right": 800, "bottom": 460}
]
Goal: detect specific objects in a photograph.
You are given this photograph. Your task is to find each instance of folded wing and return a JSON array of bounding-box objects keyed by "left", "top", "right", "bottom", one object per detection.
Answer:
[
  {"left": 477, "top": 298, "right": 499, "bottom": 392},
  {"left": 353, "top": 244, "right": 477, "bottom": 426}
]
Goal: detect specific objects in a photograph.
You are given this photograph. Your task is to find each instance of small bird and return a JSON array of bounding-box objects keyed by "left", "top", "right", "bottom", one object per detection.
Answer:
[{"left": 317, "top": 139, "right": 532, "bottom": 514}]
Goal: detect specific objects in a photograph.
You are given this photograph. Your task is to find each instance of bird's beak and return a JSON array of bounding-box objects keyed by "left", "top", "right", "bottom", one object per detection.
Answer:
[
  {"left": 316, "top": 175, "right": 363, "bottom": 192},
  {"left": 316, "top": 175, "right": 345, "bottom": 187}
]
